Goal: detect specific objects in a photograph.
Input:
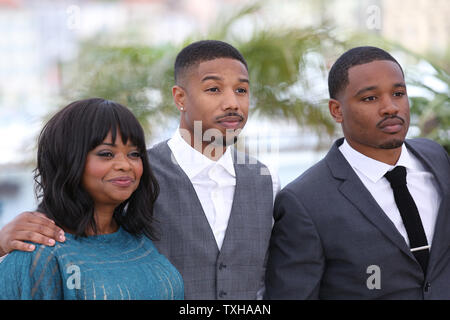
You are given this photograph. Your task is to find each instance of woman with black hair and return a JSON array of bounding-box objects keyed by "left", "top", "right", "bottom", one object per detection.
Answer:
[{"left": 0, "top": 98, "right": 184, "bottom": 299}]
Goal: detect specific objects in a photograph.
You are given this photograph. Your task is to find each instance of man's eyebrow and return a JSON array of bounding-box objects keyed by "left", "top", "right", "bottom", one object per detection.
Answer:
[
  {"left": 354, "top": 86, "right": 377, "bottom": 97},
  {"left": 201, "top": 75, "right": 222, "bottom": 82},
  {"left": 393, "top": 83, "right": 406, "bottom": 89},
  {"left": 200, "top": 75, "right": 250, "bottom": 84},
  {"left": 354, "top": 83, "right": 407, "bottom": 97}
]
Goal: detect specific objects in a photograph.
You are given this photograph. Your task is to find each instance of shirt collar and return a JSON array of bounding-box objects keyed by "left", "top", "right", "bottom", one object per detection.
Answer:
[
  {"left": 339, "top": 139, "right": 416, "bottom": 183},
  {"left": 167, "top": 128, "right": 236, "bottom": 179}
]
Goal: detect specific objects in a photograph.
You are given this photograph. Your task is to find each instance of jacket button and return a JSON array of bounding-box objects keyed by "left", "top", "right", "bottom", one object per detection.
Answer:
[
  {"left": 424, "top": 282, "right": 431, "bottom": 293},
  {"left": 218, "top": 290, "right": 227, "bottom": 298},
  {"left": 219, "top": 263, "right": 227, "bottom": 270}
]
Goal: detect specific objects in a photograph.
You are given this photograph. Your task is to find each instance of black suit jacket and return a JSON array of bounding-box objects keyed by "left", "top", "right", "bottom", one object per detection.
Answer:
[{"left": 265, "top": 138, "right": 450, "bottom": 299}]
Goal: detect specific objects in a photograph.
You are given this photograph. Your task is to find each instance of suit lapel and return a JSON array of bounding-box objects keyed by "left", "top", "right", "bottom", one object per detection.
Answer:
[
  {"left": 220, "top": 149, "right": 252, "bottom": 255},
  {"left": 164, "top": 143, "right": 220, "bottom": 252},
  {"left": 404, "top": 140, "right": 450, "bottom": 274},
  {"left": 326, "top": 139, "right": 414, "bottom": 259}
]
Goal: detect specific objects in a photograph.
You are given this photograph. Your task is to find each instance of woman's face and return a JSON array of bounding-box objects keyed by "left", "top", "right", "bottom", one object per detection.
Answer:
[{"left": 82, "top": 130, "right": 143, "bottom": 209}]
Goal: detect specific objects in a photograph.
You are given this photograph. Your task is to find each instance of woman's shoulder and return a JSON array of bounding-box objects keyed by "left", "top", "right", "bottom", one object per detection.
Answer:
[
  {"left": 2, "top": 242, "right": 65, "bottom": 273},
  {"left": 1, "top": 236, "right": 82, "bottom": 276},
  {"left": 0, "top": 243, "right": 68, "bottom": 299}
]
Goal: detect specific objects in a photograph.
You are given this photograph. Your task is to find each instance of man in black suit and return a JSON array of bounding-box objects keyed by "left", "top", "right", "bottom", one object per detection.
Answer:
[{"left": 265, "top": 46, "right": 450, "bottom": 299}]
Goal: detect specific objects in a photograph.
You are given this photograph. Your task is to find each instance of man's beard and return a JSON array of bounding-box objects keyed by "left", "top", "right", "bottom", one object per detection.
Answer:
[
  {"left": 376, "top": 115, "right": 407, "bottom": 149},
  {"left": 210, "top": 130, "right": 239, "bottom": 147},
  {"left": 379, "top": 139, "right": 404, "bottom": 149}
]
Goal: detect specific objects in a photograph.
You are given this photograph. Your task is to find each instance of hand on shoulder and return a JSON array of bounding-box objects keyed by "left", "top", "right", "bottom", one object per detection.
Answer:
[{"left": 0, "top": 211, "right": 65, "bottom": 256}]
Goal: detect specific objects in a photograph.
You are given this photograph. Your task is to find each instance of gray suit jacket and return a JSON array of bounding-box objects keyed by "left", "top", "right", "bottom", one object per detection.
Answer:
[
  {"left": 148, "top": 141, "right": 273, "bottom": 299},
  {"left": 265, "top": 138, "right": 450, "bottom": 299}
]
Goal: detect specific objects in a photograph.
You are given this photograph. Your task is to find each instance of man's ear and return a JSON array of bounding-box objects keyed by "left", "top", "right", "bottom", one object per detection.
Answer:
[
  {"left": 329, "top": 99, "right": 343, "bottom": 123},
  {"left": 172, "top": 85, "right": 186, "bottom": 112}
]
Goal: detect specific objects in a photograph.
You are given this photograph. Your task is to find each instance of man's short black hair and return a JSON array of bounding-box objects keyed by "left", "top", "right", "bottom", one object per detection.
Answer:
[
  {"left": 328, "top": 46, "right": 404, "bottom": 99},
  {"left": 174, "top": 40, "right": 248, "bottom": 84}
]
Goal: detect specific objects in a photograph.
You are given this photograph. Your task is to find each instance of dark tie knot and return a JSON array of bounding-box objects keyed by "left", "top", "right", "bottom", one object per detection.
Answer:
[{"left": 384, "top": 166, "right": 407, "bottom": 187}]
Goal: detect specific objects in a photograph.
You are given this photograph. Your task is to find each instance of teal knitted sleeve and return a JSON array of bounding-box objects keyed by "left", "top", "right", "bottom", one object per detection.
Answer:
[{"left": 0, "top": 245, "right": 64, "bottom": 299}]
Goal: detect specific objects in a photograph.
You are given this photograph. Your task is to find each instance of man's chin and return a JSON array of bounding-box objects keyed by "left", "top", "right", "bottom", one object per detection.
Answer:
[
  {"left": 211, "top": 128, "right": 242, "bottom": 147},
  {"left": 211, "top": 135, "right": 239, "bottom": 147},
  {"left": 379, "top": 139, "right": 405, "bottom": 149}
]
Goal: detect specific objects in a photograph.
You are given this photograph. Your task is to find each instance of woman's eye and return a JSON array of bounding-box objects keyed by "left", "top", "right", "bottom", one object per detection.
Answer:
[
  {"left": 393, "top": 91, "right": 405, "bottom": 97},
  {"left": 129, "top": 151, "right": 141, "bottom": 158},
  {"left": 97, "top": 151, "right": 114, "bottom": 158},
  {"left": 206, "top": 87, "right": 219, "bottom": 93},
  {"left": 236, "top": 88, "right": 247, "bottom": 94}
]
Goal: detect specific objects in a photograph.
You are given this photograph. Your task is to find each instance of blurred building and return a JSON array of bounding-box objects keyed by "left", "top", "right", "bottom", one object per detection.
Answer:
[
  {"left": 0, "top": 0, "right": 448, "bottom": 226},
  {"left": 382, "top": 0, "right": 449, "bottom": 54},
  {"left": 0, "top": 164, "right": 36, "bottom": 228}
]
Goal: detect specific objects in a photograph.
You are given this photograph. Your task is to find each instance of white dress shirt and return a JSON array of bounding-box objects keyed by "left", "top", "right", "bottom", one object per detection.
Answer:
[
  {"left": 167, "top": 128, "right": 280, "bottom": 250},
  {"left": 339, "top": 139, "right": 441, "bottom": 248},
  {"left": 0, "top": 131, "right": 280, "bottom": 269}
]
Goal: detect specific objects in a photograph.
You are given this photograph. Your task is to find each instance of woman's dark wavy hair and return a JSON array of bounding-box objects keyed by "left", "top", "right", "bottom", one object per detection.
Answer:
[{"left": 33, "top": 98, "right": 159, "bottom": 239}]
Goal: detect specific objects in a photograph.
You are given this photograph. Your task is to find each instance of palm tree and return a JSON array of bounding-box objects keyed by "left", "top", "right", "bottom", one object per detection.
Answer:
[{"left": 59, "top": 3, "right": 449, "bottom": 153}]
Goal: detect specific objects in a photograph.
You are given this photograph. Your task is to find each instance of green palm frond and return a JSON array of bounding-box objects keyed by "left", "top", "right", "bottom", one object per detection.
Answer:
[{"left": 58, "top": 3, "right": 449, "bottom": 153}]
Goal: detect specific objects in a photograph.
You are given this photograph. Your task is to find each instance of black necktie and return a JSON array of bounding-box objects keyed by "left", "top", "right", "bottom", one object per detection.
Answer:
[{"left": 384, "top": 166, "right": 429, "bottom": 273}]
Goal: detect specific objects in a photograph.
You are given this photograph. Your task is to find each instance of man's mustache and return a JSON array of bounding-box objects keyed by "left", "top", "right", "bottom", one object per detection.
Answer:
[
  {"left": 376, "top": 115, "right": 405, "bottom": 128},
  {"left": 215, "top": 112, "right": 245, "bottom": 122}
]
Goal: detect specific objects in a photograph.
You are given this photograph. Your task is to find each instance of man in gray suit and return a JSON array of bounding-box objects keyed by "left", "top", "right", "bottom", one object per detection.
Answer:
[
  {"left": 265, "top": 46, "right": 450, "bottom": 299},
  {"left": 0, "top": 40, "right": 279, "bottom": 300},
  {"left": 148, "top": 40, "right": 278, "bottom": 299}
]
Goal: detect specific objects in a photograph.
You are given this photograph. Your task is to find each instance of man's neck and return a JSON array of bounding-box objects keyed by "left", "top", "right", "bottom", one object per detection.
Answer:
[
  {"left": 179, "top": 129, "right": 227, "bottom": 161},
  {"left": 345, "top": 139, "right": 403, "bottom": 166}
]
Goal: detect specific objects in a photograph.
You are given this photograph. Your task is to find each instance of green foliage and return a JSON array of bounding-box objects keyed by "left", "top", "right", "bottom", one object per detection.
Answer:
[
  {"left": 409, "top": 67, "right": 450, "bottom": 153},
  {"left": 237, "top": 26, "right": 338, "bottom": 137},
  {"left": 61, "top": 42, "right": 178, "bottom": 137},
  {"left": 60, "top": 3, "right": 449, "bottom": 153},
  {"left": 399, "top": 48, "right": 450, "bottom": 153}
]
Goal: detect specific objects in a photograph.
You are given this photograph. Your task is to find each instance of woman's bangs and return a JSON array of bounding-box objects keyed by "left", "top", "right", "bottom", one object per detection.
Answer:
[
  {"left": 87, "top": 102, "right": 145, "bottom": 152},
  {"left": 113, "top": 106, "right": 146, "bottom": 151}
]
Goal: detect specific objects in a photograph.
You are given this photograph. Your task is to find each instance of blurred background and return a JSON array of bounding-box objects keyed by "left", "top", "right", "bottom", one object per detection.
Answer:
[{"left": 0, "top": 0, "right": 448, "bottom": 228}]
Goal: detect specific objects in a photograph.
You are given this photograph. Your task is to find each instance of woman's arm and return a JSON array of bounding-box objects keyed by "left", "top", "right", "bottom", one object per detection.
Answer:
[{"left": 0, "top": 244, "right": 64, "bottom": 299}]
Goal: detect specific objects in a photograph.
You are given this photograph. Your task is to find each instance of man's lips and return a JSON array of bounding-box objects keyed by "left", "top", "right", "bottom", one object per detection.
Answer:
[
  {"left": 216, "top": 115, "right": 244, "bottom": 129},
  {"left": 108, "top": 176, "right": 134, "bottom": 187},
  {"left": 377, "top": 116, "right": 405, "bottom": 133}
]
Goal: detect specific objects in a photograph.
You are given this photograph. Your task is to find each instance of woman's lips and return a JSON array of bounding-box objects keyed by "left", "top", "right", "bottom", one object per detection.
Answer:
[{"left": 109, "top": 177, "right": 134, "bottom": 187}]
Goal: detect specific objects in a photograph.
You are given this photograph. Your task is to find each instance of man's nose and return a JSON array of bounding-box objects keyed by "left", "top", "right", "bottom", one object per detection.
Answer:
[
  {"left": 221, "top": 89, "right": 239, "bottom": 111},
  {"left": 379, "top": 95, "right": 400, "bottom": 116}
]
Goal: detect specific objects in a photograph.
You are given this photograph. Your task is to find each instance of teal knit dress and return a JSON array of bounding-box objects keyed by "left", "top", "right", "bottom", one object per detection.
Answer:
[{"left": 0, "top": 227, "right": 184, "bottom": 300}]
